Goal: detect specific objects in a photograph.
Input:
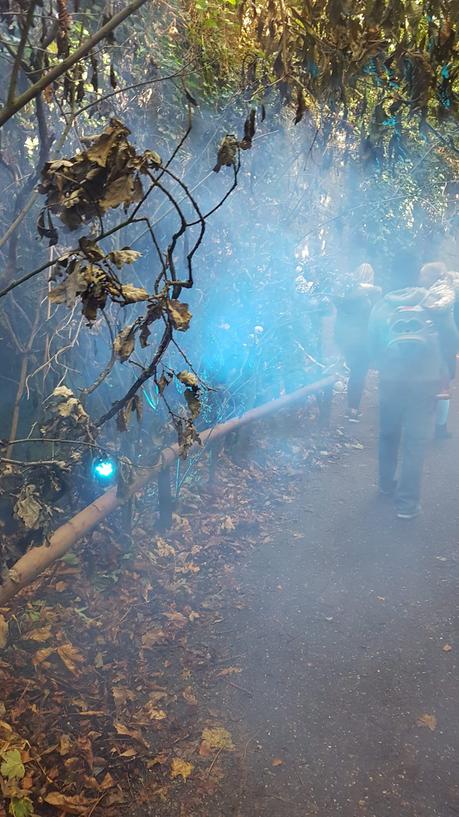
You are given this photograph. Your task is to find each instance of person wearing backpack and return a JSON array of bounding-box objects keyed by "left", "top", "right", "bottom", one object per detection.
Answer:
[
  {"left": 369, "top": 282, "right": 458, "bottom": 519},
  {"left": 420, "top": 262, "right": 459, "bottom": 438},
  {"left": 334, "top": 263, "right": 382, "bottom": 422}
]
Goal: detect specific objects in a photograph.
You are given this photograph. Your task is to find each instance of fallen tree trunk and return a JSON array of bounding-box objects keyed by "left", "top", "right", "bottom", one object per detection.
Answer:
[{"left": 0, "top": 376, "right": 335, "bottom": 606}]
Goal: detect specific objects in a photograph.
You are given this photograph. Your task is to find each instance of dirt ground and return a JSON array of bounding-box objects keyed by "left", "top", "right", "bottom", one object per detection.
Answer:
[
  {"left": 199, "top": 390, "right": 459, "bottom": 817},
  {"left": 1, "top": 388, "right": 458, "bottom": 817}
]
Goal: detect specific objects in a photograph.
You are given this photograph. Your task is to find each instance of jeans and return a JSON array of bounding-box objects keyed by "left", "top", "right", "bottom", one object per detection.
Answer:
[
  {"left": 436, "top": 398, "right": 450, "bottom": 428},
  {"left": 379, "top": 382, "right": 436, "bottom": 513},
  {"left": 346, "top": 350, "right": 369, "bottom": 411}
]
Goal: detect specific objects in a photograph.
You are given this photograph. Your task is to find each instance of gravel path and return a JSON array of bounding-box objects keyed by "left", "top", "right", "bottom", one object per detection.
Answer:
[{"left": 207, "top": 390, "right": 459, "bottom": 817}]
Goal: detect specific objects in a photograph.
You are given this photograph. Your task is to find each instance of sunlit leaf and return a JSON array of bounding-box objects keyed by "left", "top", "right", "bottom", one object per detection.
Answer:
[
  {"left": 119, "top": 284, "right": 149, "bottom": 303},
  {"left": 107, "top": 249, "right": 142, "bottom": 267},
  {"left": 177, "top": 370, "right": 199, "bottom": 388},
  {"left": 170, "top": 758, "right": 193, "bottom": 781}
]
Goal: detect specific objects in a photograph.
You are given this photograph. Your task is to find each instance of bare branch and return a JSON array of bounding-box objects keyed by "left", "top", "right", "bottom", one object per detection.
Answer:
[
  {"left": 6, "top": 1, "right": 38, "bottom": 107},
  {"left": 73, "top": 68, "right": 191, "bottom": 119},
  {"left": 0, "top": 0, "right": 150, "bottom": 129},
  {"left": 96, "top": 323, "right": 173, "bottom": 427}
]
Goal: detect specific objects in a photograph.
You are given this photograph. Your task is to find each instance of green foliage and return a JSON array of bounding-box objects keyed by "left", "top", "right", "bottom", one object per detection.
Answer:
[
  {"left": 1, "top": 750, "right": 25, "bottom": 781},
  {"left": 9, "top": 796, "right": 34, "bottom": 817},
  {"left": 179, "top": 0, "right": 459, "bottom": 156}
]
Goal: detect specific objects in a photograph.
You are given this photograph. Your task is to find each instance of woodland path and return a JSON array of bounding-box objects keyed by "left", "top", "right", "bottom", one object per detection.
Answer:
[{"left": 201, "top": 389, "right": 459, "bottom": 817}]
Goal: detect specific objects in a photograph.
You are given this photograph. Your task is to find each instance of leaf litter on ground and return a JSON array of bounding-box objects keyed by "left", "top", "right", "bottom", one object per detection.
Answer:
[{"left": 0, "top": 409, "right": 349, "bottom": 816}]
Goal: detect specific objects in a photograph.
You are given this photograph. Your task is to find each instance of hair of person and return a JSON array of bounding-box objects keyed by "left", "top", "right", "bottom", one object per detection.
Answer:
[
  {"left": 354, "top": 262, "right": 374, "bottom": 284},
  {"left": 420, "top": 261, "right": 448, "bottom": 288}
]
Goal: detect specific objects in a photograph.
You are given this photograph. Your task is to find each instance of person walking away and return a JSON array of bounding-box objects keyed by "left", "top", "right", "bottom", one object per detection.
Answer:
[
  {"left": 334, "top": 263, "right": 381, "bottom": 422},
  {"left": 419, "top": 262, "right": 456, "bottom": 438},
  {"left": 369, "top": 283, "right": 458, "bottom": 519}
]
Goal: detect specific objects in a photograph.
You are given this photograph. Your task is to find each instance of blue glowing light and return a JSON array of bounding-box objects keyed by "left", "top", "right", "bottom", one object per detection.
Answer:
[{"left": 93, "top": 459, "right": 115, "bottom": 479}]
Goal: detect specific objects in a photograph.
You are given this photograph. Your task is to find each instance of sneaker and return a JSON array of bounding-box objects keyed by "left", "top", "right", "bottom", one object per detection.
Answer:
[
  {"left": 347, "top": 409, "right": 362, "bottom": 424},
  {"left": 435, "top": 424, "right": 452, "bottom": 440},
  {"left": 396, "top": 508, "right": 421, "bottom": 520}
]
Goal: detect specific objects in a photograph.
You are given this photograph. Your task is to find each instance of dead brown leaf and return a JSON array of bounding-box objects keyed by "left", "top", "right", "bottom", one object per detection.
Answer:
[
  {"left": 167, "top": 300, "right": 192, "bottom": 331},
  {"left": 32, "top": 647, "right": 55, "bottom": 666},
  {"left": 144, "top": 703, "right": 167, "bottom": 722},
  {"left": 442, "top": 643, "right": 453, "bottom": 652},
  {"left": 44, "top": 791, "right": 96, "bottom": 814},
  {"left": 216, "top": 667, "right": 242, "bottom": 678},
  {"left": 156, "top": 538, "right": 176, "bottom": 558},
  {"left": 200, "top": 726, "right": 234, "bottom": 755},
  {"left": 170, "top": 758, "right": 193, "bottom": 781},
  {"left": 182, "top": 687, "right": 198, "bottom": 706},
  {"left": 0, "top": 615, "right": 8, "bottom": 650},
  {"left": 112, "top": 686, "right": 136, "bottom": 709},
  {"left": 24, "top": 626, "right": 53, "bottom": 643},
  {"left": 58, "top": 734, "right": 73, "bottom": 756},
  {"left": 107, "top": 249, "right": 141, "bottom": 268},
  {"left": 141, "top": 628, "right": 167, "bottom": 649},
  {"left": 114, "top": 722, "right": 148, "bottom": 747},
  {"left": 100, "top": 772, "right": 115, "bottom": 790},
  {"left": 113, "top": 324, "right": 136, "bottom": 362},
  {"left": 146, "top": 752, "right": 167, "bottom": 768},
  {"left": 118, "top": 747, "right": 137, "bottom": 758},
  {"left": 163, "top": 611, "right": 187, "bottom": 628},
  {"left": 57, "top": 644, "right": 85, "bottom": 676},
  {"left": 417, "top": 713, "right": 437, "bottom": 731}
]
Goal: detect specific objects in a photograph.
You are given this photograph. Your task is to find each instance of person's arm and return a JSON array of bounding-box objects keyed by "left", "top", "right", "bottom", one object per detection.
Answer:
[{"left": 436, "top": 306, "right": 459, "bottom": 361}]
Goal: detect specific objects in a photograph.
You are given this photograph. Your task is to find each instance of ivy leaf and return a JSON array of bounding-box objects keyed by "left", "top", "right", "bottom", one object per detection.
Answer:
[
  {"left": 1, "top": 749, "right": 25, "bottom": 781},
  {"left": 9, "top": 796, "right": 34, "bottom": 817}
]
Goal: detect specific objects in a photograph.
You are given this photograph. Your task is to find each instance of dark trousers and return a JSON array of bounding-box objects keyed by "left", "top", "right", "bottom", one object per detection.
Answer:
[
  {"left": 346, "top": 350, "right": 369, "bottom": 410},
  {"left": 379, "top": 382, "right": 436, "bottom": 513}
]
